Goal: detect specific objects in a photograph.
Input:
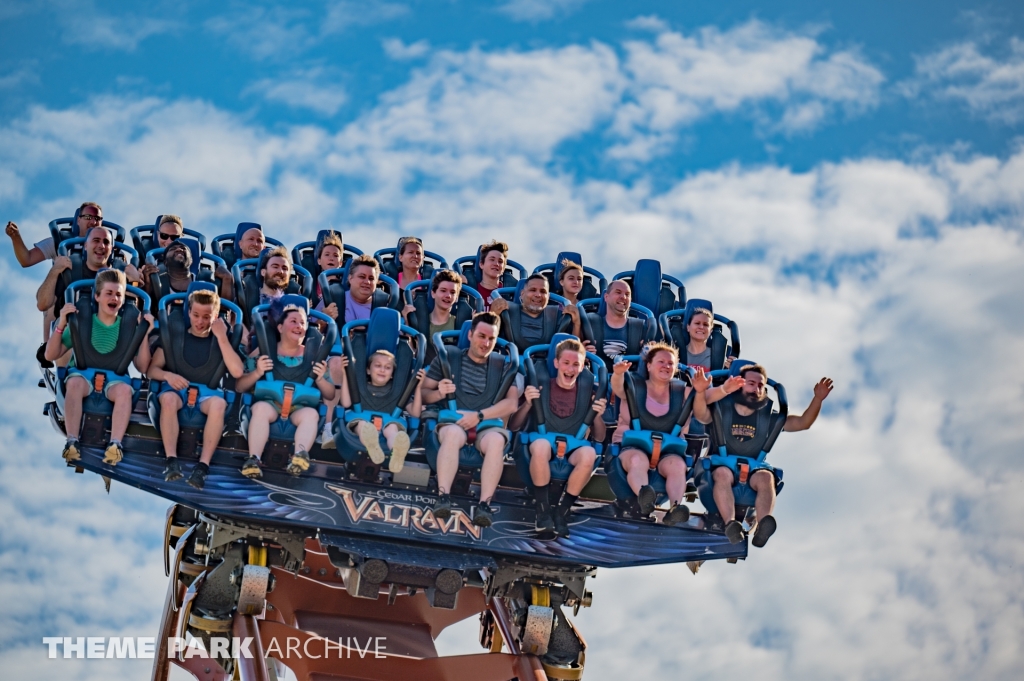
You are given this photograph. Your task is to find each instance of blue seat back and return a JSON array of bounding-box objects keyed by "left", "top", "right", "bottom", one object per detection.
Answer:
[
  {"left": 49, "top": 208, "right": 126, "bottom": 250},
  {"left": 366, "top": 307, "right": 401, "bottom": 356},
  {"left": 632, "top": 259, "right": 664, "bottom": 316},
  {"left": 130, "top": 217, "right": 208, "bottom": 261}
]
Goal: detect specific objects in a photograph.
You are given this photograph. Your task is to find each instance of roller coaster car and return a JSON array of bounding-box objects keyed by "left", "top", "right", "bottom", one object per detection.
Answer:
[
  {"left": 659, "top": 298, "right": 741, "bottom": 373},
  {"left": 692, "top": 359, "right": 787, "bottom": 531},
  {"left": 49, "top": 207, "right": 125, "bottom": 250},
  {"left": 332, "top": 308, "right": 426, "bottom": 475},
  {"left": 612, "top": 258, "right": 686, "bottom": 319},
  {"left": 146, "top": 283, "right": 244, "bottom": 458},
  {"left": 130, "top": 215, "right": 208, "bottom": 261},
  {"left": 491, "top": 281, "right": 573, "bottom": 354},
  {"left": 238, "top": 295, "right": 339, "bottom": 471},
  {"left": 317, "top": 263, "right": 401, "bottom": 314},
  {"left": 57, "top": 235, "right": 139, "bottom": 284},
  {"left": 603, "top": 357, "right": 705, "bottom": 517},
  {"left": 292, "top": 229, "right": 364, "bottom": 281},
  {"left": 211, "top": 222, "right": 285, "bottom": 271},
  {"left": 232, "top": 249, "right": 315, "bottom": 327},
  {"left": 453, "top": 246, "right": 528, "bottom": 290},
  {"left": 402, "top": 272, "right": 484, "bottom": 347},
  {"left": 374, "top": 238, "right": 449, "bottom": 283},
  {"left": 54, "top": 281, "right": 151, "bottom": 446},
  {"left": 513, "top": 333, "right": 607, "bottom": 495},
  {"left": 532, "top": 251, "right": 607, "bottom": 300},
  {"left": 144, "top": 242, "right": 227, "bottom": 312},
  {"left": 421, "top": 322, "right": 520, "bottom": 497}
]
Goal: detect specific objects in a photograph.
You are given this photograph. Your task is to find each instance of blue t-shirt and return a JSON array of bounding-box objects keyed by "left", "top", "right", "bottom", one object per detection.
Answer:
[{"left": 602, "top": 321, "right": 628, "bottom": 361}]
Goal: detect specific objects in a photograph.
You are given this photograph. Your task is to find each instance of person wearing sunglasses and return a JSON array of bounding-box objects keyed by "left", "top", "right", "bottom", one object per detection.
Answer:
[
  {"left": 140, "top": 215, "right": 233, "bottom": 300},
  {"left": 6, "top": 201, "right": 103, "bottom": 269}
]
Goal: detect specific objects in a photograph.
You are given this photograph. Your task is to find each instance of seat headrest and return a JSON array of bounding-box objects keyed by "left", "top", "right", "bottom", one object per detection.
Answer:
[
  {"left": 683, "top": 298, "right": 714, "bottom": 325},
  {"left": 545, "top": 332, "right": 577, "bottom": 376},
  {"left": 233, "top": 222, "right": 262, "bottom": 259},
  {"left": 279, "top": 294, "right": 310, "bottom": 314},
  {"left": 729, "top": 359, "right": 757, "bottom": 377},
  {"left": 457, "top": 319, "right": 472, "bottom": 349},
  {"left": 553, "top": 251, "right": 582, "bottom": 283},
  {"left": 366, "top": 308, "right": 401, "bottom": 356},
  {"left": 182, "top": 238, "right": 202, "bottom": 276},
  {"left": 632, "top": 259, "right": 663, "bottom": 314},
  {"left": 315, "top": 229, "right": 337, "bottom": 259}
]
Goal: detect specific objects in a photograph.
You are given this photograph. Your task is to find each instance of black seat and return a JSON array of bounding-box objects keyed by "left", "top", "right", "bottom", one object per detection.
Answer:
[
  {"left": 374, "top": 238, "right": 449, "bottom": 284},
  {"left": 452, "top": 246, "right": 527, "bottom": 290},
  {"left": 48, "top": 208, "right": 125, "bottom": 252},
  {"left": 292, "top": 230, "right": 364, "bottom": 283},
  {"left": 318, "top": 264, "right": 400, "bottom": 320},
  {"left": 210, "top": 222, "right": 284, "bottom": 270}
]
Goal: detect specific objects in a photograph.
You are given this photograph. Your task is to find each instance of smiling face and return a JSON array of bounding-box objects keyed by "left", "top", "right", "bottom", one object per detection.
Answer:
[
  {"left": 520, "top": 277, "right": 549, "bottom": 315},
  {"left": 277, "top": 309, "right": 307, "bottom": 344},
  {"left": 156, "top": 221, "right": 183, "bottom": 247},
  {"left": 262, "top": 255, "right": 291, "bottom": 291},
  {"left": 77, "top": 206, "right": 103, "bottom": 235},
  {"left": 555, "top": 348, "right": 585, "bottom": 386},
  {"left": 239, "top": 228, "right": 265, "bottom": 259},
  {"left": 737, "top": 369, "right": 768, "bottom": 406},
  {"left": 687, "top": 312, "right": 712, "bottom": 342},
  {"left": 318, "top": 245, "right": 342, "bottom": 272},
  {"left": 164, "top": 241, "right": 191, "bottom": 270},
  {"left": 431, "top": 280, "right": 459, "bottom": 313},
  {"left": 646, "top": 348, "right": 679, "bottom": 383},
  {"left": 95, "top": 281, "right": 125, "bottom": 317},
  {"left": 398, "top": 241, "right": 424, "bottom": 271},
  {"left": 560, "top": 269, "right": 583, "bottom": 297},
  {"left": 188, "top": 301, "right": 217, "bottom": 336},
  {"left": 604, "top": 281, "right": 631, "bottom": 317},
  {"left": 84, "top": 227, "right": 113, "bottom": 269},
  {"left": 468, "top": 321, "right": 499, "bottom": 362},
  {"left": 367, "top": 353, "right": 396, "bottom": 386},
  {"left": 348, "top": 263, "right": 378, "bottom": 303},
  {"left": 481, "top": 249, "right": 506, "bottom": 281}
]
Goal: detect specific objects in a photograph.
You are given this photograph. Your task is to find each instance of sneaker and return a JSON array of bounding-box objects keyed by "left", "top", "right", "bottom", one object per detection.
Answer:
[
  {"left": 186, "top": 464, "right": 209, "bottom": 490},
  {"left": 241, "top": 455, "right": 263, "bottom": 479},
  {"left": 724, "top": 520, "right": 746, "bottom": 544},
  {"left": 286, "top": 449, "right": 311, "bottom": 476},
  {"left": 103, "top": 441, "right": 123, "bottom": 466},
  {"left": 320, "top": 421, "right": 336, "bottom": 449},
  {"left": 473, "top": 501, "right": 494, "bottom": 528},
  {"left": 432, "top": 494, "right": 453, "bottom": 521},
  {"left": 535, "top": 508, "right": 555, "bottom": 534},
  {"left": 662, "top": 503, "right": 690, "bottom": 527},
  {"left": 751, "top": 515, "right": 777, "bottom": 548},
  {"left": 388, "top": 430, "right": 410, "bottom": 474},
  {"left": 62, "top": 439, "right": 80, "bottom": 463},
  {"left": 357, "top": 421, "right": 385, "bottom": 464},
  {"left": 163, "top": 458, "right": 183, "bottom": 482},
  {"left": 552, "top": 511, "right": 570, "bottom": 538},
  {"left": 637, "top": 485, "right": 657, "bottom": 517}
]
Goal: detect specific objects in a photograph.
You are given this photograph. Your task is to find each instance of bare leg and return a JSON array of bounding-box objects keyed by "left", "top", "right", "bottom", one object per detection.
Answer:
[
  {"left": 290, "top": 408, "right": 319, "bottom": 452},
  {"left": 712, "top": 467, "right": 736, "bottom": 523},
  {"left": 566, "top": 446, "right": 597, "bottom": 496},
  {"left": 383, "top": 423, "right": 400, "bottom": 450},
  {"left": 435, "top": 425, "right": 467, "bottom": 494},
  {"left": 107, "top": 383, "right": 134, "bottom": 442},
  {"left": 158, "top": 392, "right": 183, "bottom": 457},
  {"left": 198, "top": 397, "right": 227, "bottom": 464},
  {"left": 63, "top": 376, "right": 90, "bottom": 439},
  {"left": 477, "top": 430, "right": 507, "bottom": 504},
  {"left": 247, "top": 401, "right": 279, "bottom": 459},
  {"left": 529, "top": 439, "right": 552, "bottom": 487},
  {"left": 749, "top": 470, "right": 776, "bottom": 522},
  {"left": 620, "top": 448, "right": 650, "bottom": 495},
  {"left": 658, "top": 455, "right": 688, "bottom": 504}
]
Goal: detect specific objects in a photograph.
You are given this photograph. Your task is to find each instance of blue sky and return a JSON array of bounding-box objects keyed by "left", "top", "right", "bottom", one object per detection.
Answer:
[{"left": 1, "top": 1, "right": 1023, "bottom": 680}]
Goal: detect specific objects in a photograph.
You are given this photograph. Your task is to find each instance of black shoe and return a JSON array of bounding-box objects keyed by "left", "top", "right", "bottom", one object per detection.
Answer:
[
  {"left": 186, "top": 464, "right": 209, "bottom": 490},
  {"left": 751, "top": 515, "right": 777, "bottom": 548},
  {"left": 432, "top": 494, "right": 452, "bottom": 521},
  {"left": 535, "top": 508, "right": 555, "bottom": 533},
  {"left": 725, "top": 520, "right": 746, "bottom": 544},
  {"left": 241, "top": 455, "right": 262, "bottom": 479},
  {"left": 552, "top": 511, "right": 570, "bottom": 538},
  {"left": 473, "top": 501, "right": 494, "bottom": 528},
  {"left": 163, "top": 458, "right": 183, "bottom": 482},
  {"left": 637, "top": 485, "right": 657, "bottom": 516},
  {"left": 662, "top": 503, "right": 690, "bottom": 526}
]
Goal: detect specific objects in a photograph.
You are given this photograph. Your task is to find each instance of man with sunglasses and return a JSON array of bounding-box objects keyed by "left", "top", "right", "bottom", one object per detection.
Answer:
[{"left": 6, "top": 202, "right": 104, "bottom": 268}]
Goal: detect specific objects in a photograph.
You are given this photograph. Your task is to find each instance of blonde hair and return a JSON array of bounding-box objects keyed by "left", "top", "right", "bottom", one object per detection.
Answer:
[
  {"left": 188, "top": 288, "right": 221, "bottom": 311},
  {"left": 555, "top": 337, "right": 585, "bottom": 360},
  {"left": 95, "top": 268, "right": 127, "bottom": 290},
  {"left": 159, "top": 215, "right": 183, "bottom": 229},
  {"left": 368, "top": 350, "right": 396, "bottom": 372}
]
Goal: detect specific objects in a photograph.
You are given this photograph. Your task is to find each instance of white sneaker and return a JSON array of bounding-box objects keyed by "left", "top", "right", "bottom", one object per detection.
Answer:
[{"left": 320, "top": 421, "right": 336, "bottom": 449}]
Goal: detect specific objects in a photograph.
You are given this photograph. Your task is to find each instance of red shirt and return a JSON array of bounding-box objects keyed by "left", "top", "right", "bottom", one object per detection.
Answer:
[{"left": 477, "top": 284, "right": 495, "bottom": 310}]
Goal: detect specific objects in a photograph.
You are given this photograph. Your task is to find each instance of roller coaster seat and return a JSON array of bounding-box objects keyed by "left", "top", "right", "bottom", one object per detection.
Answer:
[
  {"left": 144, "top": 243, "right": 225, "bottom": 311},
  {"left": 49, "top": 208, "right": 125, "bottom": 252},
  {"left": 692, "top": 360, "right": 788, "bottom": 514},
  {"left": 210, "top": 222, "right": 284, "bottom": 270},
  {"left": 317, "top": 264, "right": 400, "bottom": 317},
  {"left": 532, "top": 251, "right": 607, "bottom": 300},
  {"left": 333, "top": 308, "right": 426, "bottom": 465},
  {"left": 403, "top": 273, "right": 484, "bottom": 355},
  {"left": 659, "top": 298, "right": 740, "bottom": 373},
  {"left": 57, "top": 235, "right": 139, "bottom": 289},
  {"left": 612, "top": 259, "right": 685, "bottom": 319},
  {"left": 292, "top": 229, "right": 364, "bottom": 282},
  {"left": 423, "top": 322, "right": 520, "bottom": 476},
  {"left": 514, "top": 333, "right": 607, "bottom": 491},
  {"left": 452, "top": 246, "right": 527, "bottom": 290},
  {"left": 374, "top": 238, "right": 448, "bottom": 284},
  {"left": 130, "top": 216, "right": 208, "bottom": 261},
  {"left": 232, "top": 249, "right": 314, "bottom": 326}
]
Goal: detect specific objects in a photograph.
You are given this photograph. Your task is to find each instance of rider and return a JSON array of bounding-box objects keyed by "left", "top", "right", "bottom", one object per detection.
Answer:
[
  {"left": 683, "top": 306, "right": 734, "bottom": 372},
  {"left": 509, "top": 338, "right": 607, "bottom": 537},
  {"left": 6, "top": 201, "right": 103, "bottom": 268},
  {"left": 394, "top": 236, "right": 426, "bottom": 289},
  {"left": 37, "top": 225, "right": 138, "bottom": 317},
  {"left": 583, "top": 280, "right": 646, "bottom": 369},
  {"left": 489, "top": 273, "right": 569, "bottom": 353},
  {"left": 420, "top": 311, "right": 520, "bottom": 527},
  {"left": 336, "top": 351, "right": 426, "bottom": 473},
  {"left": 138, "top": 216, "right": 233, "bottom": 302},
  {"left": 237, "top": 224, "right": 267, "bottom": 261},
  {"left": 611, "top": 342, "right": 743, "bottom": 525},
  {"left": 402, "top": 269, "right": 463, "bottom": 364},
  {"left": 44, "top": 268, "right": 154, "bottom": 465},
  {"left": 338, "top": 254, "right": 381, "bottom": 324},
  {"left": 312, "top": 231, "right": 344, "bottom": 314},
  {"left": 146, "top": 288, "right": 246, "bottom": 488},
  {"left": 693, "top": 364, "right": 833, "bottom": 546},
  {"left": 557, "top": 260, "right": 585, "bottom": 338},
  {"left": 234, "top": 298, "right": 335, "bottom": 479},
  {"left": 474, "top": 241, "right": 510, "bottom": 311}
]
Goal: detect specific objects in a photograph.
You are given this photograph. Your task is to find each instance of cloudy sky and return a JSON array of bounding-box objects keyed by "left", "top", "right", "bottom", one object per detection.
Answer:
[{"left": 1, "top": 0, "right": 1023, "bottom": 679}]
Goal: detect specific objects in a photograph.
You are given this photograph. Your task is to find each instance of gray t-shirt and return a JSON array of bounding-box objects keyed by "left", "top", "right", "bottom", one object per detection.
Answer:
[
  {"left": 427, "top": 350, "right": 489, "bottom": 400},
  {"left": 34, "top": 236, "right": 57, "bottom": 261},
  {"left": 519, "top": 309, "right": 546, "bottom": 345},
  {"left": 686, "top": 346, "right": 711, "bottom": 371}
]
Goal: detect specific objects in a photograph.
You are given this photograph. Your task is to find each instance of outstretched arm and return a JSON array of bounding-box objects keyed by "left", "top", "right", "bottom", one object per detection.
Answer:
[
  {"left": 609, "top": 359, "right": 631, "bottom": 399},
  {"left": 785, "top": 378, "right": 833, "bottom": 432},
  {"left": 6, "top": 223, "right": 45, "bottom": 267}
]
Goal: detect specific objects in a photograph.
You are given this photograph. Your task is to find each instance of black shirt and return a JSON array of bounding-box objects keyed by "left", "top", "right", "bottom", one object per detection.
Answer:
[
  {"left": 183, "top": 332, "right": 215, "bottom": 368},
  {"left": 53, "top": 263, "right": 99, "bottom": 316}
]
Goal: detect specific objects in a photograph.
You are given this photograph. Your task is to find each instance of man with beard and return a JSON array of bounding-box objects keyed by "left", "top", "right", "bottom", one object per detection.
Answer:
[
  {"left": 489, "top": 273, "right": 570, "bottom": 353},
  {"left": 257, "top": 246, "right": 292, "bottom": 306},
  {"left": 139, "top": 217, "right": 233, "bottom": 302},
  {"left": 693, "top": 364, "right": 834, "bottom": 547}
]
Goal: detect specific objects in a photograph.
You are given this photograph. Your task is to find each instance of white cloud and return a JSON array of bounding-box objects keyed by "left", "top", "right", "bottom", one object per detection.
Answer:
[
  {"left": 910, "top": 38, "right": 1024, "bottom": 123},
  {"left": 322, "top": 0, "right": 408, "bottom": 34},
  {"left": 496, "top": 0, "right": 590, "bottom": 22},
  {"left": 382, "top": 37, "right": 430, "bottom": 60},
  {"left": 244, "top": 67, "right": 349, "bottom": 115},
  {"left": 53, "top": 0, "right": 177, "bottom": 52}
]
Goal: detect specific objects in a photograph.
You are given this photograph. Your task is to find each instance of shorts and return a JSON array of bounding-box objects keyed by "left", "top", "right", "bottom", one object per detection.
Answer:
[
  {"left": 159, "top": 384, "right": 224, "bottom": 406},
  {"left": 66, "top": 368, "right": 134, "bottom": 400}
]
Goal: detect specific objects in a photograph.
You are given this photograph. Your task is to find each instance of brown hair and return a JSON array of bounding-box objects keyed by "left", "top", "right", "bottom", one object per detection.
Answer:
[
  {"left": 398, "top": 236, "right": 423, "bottom": 256},
  {"left": 188, "top": 288, "right": 221, "bottom": 311},
  {"left": 558, "top": 259, "right": 583, "bottom": 281},
  {"left": 688, "top": 307, "right": 713, "bottom": 324},
  {"left": 555, "top": 337, "right": 585, "bottom": 360},
  {"left": 265, "top": 245, "right": 291, "bottom": 265},
  {"left": 431, "top": 269, "right": 462, "bottom": 292},
  {"left": 470, "top": 310, "right": 501, "bottom": 331},
  {"left": 79, "top": 202, "right": 102, "bottom": 216},
  {"left": 479, "top": 240, "right": 509, "bottom": 260},
  {"left": 348, "top": 253, "right": 379, "bottom": 276},
  {"left": 738, "top": 363, "right": 768, "bottom": 381},
  {"left": 643, "top": 341, "right": 679, "bottom": 368},
  {"left": 95, "top": 268, "right": 126, "bottom": 290},
  {"left": 319, "top": 231, "right": 343, "bottom": 255}
]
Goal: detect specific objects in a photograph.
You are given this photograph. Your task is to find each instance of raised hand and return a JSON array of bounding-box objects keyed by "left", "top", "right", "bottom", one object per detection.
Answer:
[
  {"left": 211, "top": 317, "right": 228, "bottom": 338},
  {"left": 722, "top": 375, "right": 744, "bottom": 394},
  {"left": 691, "top": 367, "right": 712, "bottom": 393},
  {"left": 612, "top": 359, "right": 632, "bottom": 375},
  {"left": 5, "top": 221, "right": 19, "bottom": 238},
  {"left": 813, "top": 377, "right": 834, "bottom": 401}
]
